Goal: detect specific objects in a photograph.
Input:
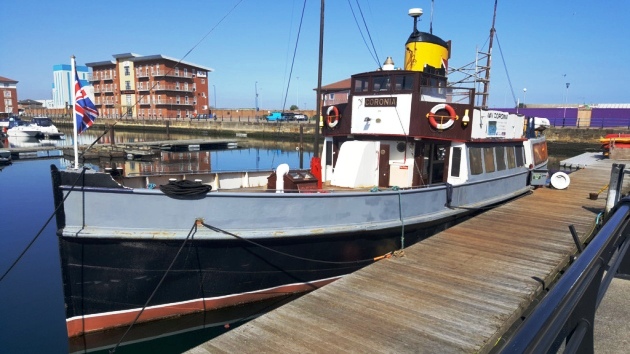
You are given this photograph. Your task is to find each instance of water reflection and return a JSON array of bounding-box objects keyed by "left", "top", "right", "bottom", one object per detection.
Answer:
[{"left": 6, "top": 136, "right": 58, "bottom": 148}]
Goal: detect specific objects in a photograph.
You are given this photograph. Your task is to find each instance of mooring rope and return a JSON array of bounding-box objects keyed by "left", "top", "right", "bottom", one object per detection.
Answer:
[
  {"left": 0, "top": 166, "right": 88, "bottom": 283},
  {"left": 110, "top": 221, "right": 198, "bottom": 353},
  {"left": 200, "top": 222, "right": 392, "bottom": 264}
]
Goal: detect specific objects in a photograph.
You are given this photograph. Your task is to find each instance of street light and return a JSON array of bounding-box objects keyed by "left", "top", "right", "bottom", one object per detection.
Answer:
[
  {"left": 296, "top": 76, "right": 300, "bottom": 109},
  {"left": 255, "top": 81, "right": 259, "bottom": 112},
  {"left": 212, "top": 85, "right": 217, "bottom": 108},
  {"left": 562, "top": 82, "right": 570, "bottom": 127},
  {"left": 522, "top": 88, "right": 527, "bottom": 108}
]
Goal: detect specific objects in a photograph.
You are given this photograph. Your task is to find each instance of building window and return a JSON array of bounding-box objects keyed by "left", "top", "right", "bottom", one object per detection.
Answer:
[
  {"left": 176, "top": 96, "right": 180, "bottom": 104},
  {"left": 125, "top": 81, "right": 131, "bottom": 90},
  {"left": 175, "top": 68, "right": 179, "bottom": 76},
  {"left": 201, "top": 79, "right": 205, "bottom": 84},
  {"left": 184, "top": 68, "right": 188, "bottom": 77},
  {"left": 3, "top": 91, "right": 11, "bottom": 97},
  {"left": 124, "top": 66, "right": 130, "bottom": 76}
]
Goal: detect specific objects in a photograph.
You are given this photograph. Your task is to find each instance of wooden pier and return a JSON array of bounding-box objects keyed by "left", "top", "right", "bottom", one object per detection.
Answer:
[
  {"left": 3, "top": 138, "right": 238, "bottom": 160},
  {"left": 187, "top": 158, "right": 621, "bottom": 353}
]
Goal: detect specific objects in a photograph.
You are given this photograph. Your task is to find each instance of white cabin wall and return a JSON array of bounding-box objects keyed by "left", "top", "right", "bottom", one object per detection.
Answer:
[
  {"left": 331, "top": 141, "right": 379, "bottom": 188},
  {"left": 350, "top": 94, "right": 412, "bottom": 135},
  {"left": 446, "top": 142, "right": 468, "bottom": 185},
  {"left": 384, "top": 141, "right": 415, "bottom": 188},
  {"left": 471, "top": 110, "right": 525, "bottom": 139}
]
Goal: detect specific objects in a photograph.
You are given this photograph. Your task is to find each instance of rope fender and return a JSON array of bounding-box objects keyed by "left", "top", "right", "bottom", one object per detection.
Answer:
[{"left": 160, "top": 180, "right": 212, "bottom": 199}]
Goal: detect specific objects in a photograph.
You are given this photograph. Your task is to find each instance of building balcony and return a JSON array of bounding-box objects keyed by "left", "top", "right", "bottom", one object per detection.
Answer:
[
  {"left": 137, "top": 85, "right": 151, "bottom": 92},
  {"left": 139, "top": 99, "right": 151, "bottom": 105},
  {"left": 152, "top": 70, "right": 193, "bottom": 79},
  {"left": 136, "top": 72, "right": 150, "bottom": 78},
  {"left": 154, "top": 100, "right": 194, "bottom": 106},
  {"left": 153, "top": 85, "right": 193, "bottom": 92}
]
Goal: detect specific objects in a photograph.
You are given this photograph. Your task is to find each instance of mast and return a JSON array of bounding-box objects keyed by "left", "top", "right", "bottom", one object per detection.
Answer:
[
  {"left": 71, "top": 55, "right": 79, "bottom": 168},
  {"left": 480, "top": 0, "right": 498, "bottom": 109},
  {"left": 313, "top": 0, "right": 324, "bottom": 158}
]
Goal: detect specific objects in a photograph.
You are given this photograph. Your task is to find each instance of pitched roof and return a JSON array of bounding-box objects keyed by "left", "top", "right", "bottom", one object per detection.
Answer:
[
  {"left": 0, "top": 76, "right": 18, "bottom": 83},
  {"left": 319, "top": 78, "right": 351, "bottom": 92}
]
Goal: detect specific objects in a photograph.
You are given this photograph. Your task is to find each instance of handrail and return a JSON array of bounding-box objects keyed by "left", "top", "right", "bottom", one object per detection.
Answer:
[{"left": 496, "top": 168, "right": 630, "bottom": 353}]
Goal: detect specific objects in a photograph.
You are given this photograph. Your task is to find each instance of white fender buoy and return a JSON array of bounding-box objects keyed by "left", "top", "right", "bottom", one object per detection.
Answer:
[
  {"left": 275, "top": 163, "right": 290, "bottom": 193},
  {"left": 550, "top": 172, "right": 571, "bottom": 190}
]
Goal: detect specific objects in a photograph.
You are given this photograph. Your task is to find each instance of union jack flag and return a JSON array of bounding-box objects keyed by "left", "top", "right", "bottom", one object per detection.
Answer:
[{"left": 74, "top": 69, "right": 98, "bottom": 134}]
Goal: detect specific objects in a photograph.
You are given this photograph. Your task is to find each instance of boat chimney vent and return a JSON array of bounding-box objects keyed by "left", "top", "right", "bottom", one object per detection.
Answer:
[
  {"left": 404, "top": 7, "right": 449, "bottom": 74},
  {"left": 382, "top": 57, "right": 395, "bottom": 71}
]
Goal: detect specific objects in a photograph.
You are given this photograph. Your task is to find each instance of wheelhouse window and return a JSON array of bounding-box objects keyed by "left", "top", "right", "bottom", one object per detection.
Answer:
[
  {"left": 354, "top": 78, "right": 369, "bottom": 93},
  {"left": 372, "top": 75, "right": 391, "bottom": 92},
  {"left": 395, "top": 74, "right": 414, "bottom": 91}
]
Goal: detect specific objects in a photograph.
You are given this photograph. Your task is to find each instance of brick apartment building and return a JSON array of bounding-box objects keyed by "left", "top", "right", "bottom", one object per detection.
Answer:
[
  {"left": 87, "top": 53, "right": 213, "bottom": 119},
  {"left": 0, "top": 76, "right": 19, "bottom": 117}
]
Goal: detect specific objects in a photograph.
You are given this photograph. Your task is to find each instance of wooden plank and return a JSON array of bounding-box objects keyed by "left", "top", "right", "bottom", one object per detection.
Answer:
[{"left": 189, "top": 159, "right": 616, "bottom": 353}]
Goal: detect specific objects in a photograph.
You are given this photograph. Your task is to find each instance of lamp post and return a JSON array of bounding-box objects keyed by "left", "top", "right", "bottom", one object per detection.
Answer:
[
  {"left": 562, "top": 82, "right": 570, "bottom": 127},
  {"left": 212, "top": 85, "right": 217, "bottom": 119},
  {"left": 255, "top": 81, "right": 259, "bottom": 119},
  {"left": 522, "top": 88, "right": 527, "bottom": 108},
  {"left": 296, "top": 76, "right": 300, "bottom": 109}
]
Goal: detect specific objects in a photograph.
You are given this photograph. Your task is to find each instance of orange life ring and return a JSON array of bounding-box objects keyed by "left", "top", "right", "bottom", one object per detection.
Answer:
[
  {"left": 326, "top": 106, "right": 340, "bottom": 128},
  {"left": 426, "top": 103, "right": 458, "bottom": 130}
]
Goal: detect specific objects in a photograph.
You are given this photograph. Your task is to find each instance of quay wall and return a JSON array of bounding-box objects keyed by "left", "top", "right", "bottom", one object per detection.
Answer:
[{"left": 49, "top": 116, "right": 628, "bottom": 143}]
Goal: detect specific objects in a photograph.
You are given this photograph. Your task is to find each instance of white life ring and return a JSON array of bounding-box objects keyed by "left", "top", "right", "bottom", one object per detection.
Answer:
[
  {"left": 426, "top": 103, "right": 458, "bottom": 130},
  {"left": 326, "top": 106, "right": 340, "bottom": 128}
]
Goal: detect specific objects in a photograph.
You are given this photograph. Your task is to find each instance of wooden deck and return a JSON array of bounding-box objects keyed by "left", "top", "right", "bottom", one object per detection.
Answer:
[{"left": 187, "top": 159, "right": 621, "bottom": 353}]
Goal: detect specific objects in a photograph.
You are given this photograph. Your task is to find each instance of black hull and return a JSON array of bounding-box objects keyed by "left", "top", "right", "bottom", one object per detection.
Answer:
[{"left": 58, "top": 218, "right": 465, "bottom": 336}]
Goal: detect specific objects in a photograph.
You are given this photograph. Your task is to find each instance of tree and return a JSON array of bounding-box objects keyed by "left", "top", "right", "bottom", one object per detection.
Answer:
[{"left": 289, "top": 105, "right": 299, "bottom": 111}]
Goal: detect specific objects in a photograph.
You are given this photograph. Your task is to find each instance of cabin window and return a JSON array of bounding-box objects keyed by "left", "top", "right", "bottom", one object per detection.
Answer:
[
  {"left": 515, "top": 146, "right": 525, "bottom": 167},
  {"left": 495, "top": 147, "right": 506, "bottom": 171},
  {"left": 533, "top": 142, "right": 548, "bottom": 166},
  {"left": 484, "top": 148, "right": 495, "bottom": 173},
  {"left": 507, "top": 147, "right": 516, "bottom": 169},
  {"left": 469, "top": 148, "right": 483, "bottom": 175},
  {"left": 354, "top": 78, "right": 369, "bottom": 92},
  {"left": 395, "top": 75, "right": 414, "bottom": 91},
  {"left": 451, "top": 147, "right": 461, "bottom": 177},
  {"left": 372, "top": 75, "right": 391, "bottom": 92}
]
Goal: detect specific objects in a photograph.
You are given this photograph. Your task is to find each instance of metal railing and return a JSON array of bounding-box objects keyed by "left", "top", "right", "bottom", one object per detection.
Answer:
[{"left": 497, "top": 163, "right": 630, "bottom": 354}]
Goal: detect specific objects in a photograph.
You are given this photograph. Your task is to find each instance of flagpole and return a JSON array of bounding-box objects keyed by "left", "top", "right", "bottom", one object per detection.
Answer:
[{"left": 71, "top": 55, "right": 79, "bottom": 168}]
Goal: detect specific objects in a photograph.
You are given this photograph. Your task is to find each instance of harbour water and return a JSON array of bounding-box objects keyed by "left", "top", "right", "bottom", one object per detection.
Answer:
[{"left": 0, "top": 130, "right": 598, "bottom": 353}]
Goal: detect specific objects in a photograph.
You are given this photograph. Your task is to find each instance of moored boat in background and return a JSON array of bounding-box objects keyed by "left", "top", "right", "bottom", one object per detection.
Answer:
[
  {"left": 30, "top": 116, "right": 65, "bottom": 139},
  {"left": 50, "top": 6, "right": 549, "bottom": 338},
  {"left": 0, "top": 149, "right": 11, "bottom": 164}
]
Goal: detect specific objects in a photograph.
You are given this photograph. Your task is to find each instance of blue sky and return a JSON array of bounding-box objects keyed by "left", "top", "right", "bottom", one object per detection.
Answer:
[{"left": 1, "top": 0, "right": 629, "bottom": 110}]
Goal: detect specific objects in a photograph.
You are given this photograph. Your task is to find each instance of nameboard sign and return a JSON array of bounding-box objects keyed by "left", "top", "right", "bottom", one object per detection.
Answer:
[{"left": 365, "top": 97, "right": 397, "bottom": 107}]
